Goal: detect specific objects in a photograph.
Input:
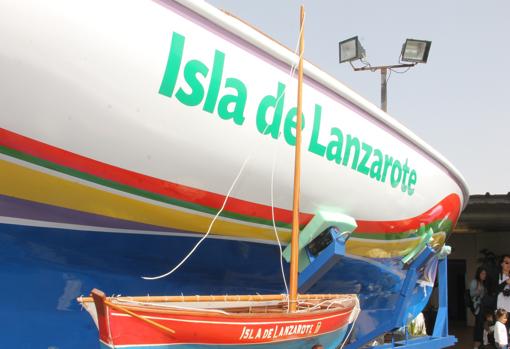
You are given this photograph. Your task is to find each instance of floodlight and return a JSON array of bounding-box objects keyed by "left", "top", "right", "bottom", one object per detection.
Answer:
[
  {"left": 401, "top": 39, "right": 431, "bottom": 63},
  {"left": 339, "top": 36, "right": 366, "bottom": 63}
]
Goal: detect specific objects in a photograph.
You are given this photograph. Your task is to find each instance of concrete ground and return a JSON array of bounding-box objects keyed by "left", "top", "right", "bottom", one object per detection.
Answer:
[{"left": 450, "top": 323, "right": 474, "bottom": 348}]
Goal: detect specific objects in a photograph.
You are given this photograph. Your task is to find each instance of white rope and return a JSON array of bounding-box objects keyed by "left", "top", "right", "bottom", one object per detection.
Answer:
[
  {"left": 338, "top": 297, "right": 361, "bottom": 349},
  {"left": 265, "top": 11, "right": 305, "bottom": 309},
  {"left": 142, "top": 155, "right": 251, "bottom": 280},
  {"left": 142, "top": 12, "right": 306, "bottom": 282},
  {"left": 270, "top": 149, "right": 289, "bottom": 304}
]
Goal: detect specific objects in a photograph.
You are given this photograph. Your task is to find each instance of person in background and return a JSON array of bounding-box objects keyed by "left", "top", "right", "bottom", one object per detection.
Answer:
[
  {"left": 494, "top": 309, "right": 508, "bottom": 349},
  {"left": 497, "top": 255, "right": 510, "bottom": 313},
  {"left": 482, "top": 311, "right": 496, "bottom": 349},
  {"left": 472, "top": 267, "right": 489, "bottom": 349}
]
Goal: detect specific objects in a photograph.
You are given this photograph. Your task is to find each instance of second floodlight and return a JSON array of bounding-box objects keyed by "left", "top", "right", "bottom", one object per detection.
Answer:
[
  {"left": 339, "top": 36, "right": 365, "bottom": 63},
  {"left": 401, "top": 39, "right": 431, "bottom": 63}
]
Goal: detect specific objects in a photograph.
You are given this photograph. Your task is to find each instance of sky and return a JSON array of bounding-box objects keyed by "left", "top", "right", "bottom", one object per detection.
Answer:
[{"left": 207, "top": 0, "right": 510, "bottom": 196}]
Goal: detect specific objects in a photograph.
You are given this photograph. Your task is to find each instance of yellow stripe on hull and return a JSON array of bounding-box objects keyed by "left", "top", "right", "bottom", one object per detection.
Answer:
[
  {"left": 0, "top": 159, "right": 290, "bottom": 242},
  {"left": 0, "top": 158, "right": 447, "bottom": 258},
  {"left": 346, "top": 233, "right": 446, "bottom": 258}
]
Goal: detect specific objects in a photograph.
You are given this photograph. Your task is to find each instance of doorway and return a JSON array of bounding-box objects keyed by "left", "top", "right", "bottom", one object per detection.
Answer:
[{"left": 447, "top": 259, "right": 467, "bottom": 322}]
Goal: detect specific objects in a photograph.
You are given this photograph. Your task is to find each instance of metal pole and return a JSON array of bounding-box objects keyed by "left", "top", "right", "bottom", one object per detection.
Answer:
[
  {"left": 381, "top": 67, "right": 387, "bottom": 112},
  {"left": 352, "top": 62, "right": 416, "bottom": 112}
]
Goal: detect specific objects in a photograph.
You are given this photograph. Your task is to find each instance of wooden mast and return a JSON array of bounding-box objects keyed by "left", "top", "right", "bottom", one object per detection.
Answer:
[{"left": 289, "top": 5, "right": 305, "bottom": 313}]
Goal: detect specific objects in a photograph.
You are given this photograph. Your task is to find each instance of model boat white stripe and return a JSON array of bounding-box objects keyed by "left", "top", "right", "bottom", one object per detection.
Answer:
[{"left": 110, "top": 309, "right": 352, "bottom": 325}]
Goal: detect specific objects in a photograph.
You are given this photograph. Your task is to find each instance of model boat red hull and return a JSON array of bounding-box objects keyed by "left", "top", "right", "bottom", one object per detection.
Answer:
[{"left": 80, "top": 290, "right": 359, "bottom": 349}]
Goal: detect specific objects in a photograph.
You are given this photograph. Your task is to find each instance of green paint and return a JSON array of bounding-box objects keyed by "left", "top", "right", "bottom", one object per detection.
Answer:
[
  {"left": 370, "top": 149, "right": 383, "bottom": 181},
  {"left": 203, "top": 50, "right": 225, "bottom": 113},
  {"left": 408, "top": 170, "right": 417, "bottom": 195},
  {"left": 0, "top": 146, "right": 291, "bottom": 229},
  {"left": 390, "top": 160, "right": 402, "bottom": 188},
  {"left": 401, "top": 159, "right": 410, "bottom": 193},
  {"left": 283, "top": 107, "right": 305, "bottom": 146},
  {"left": 159, "top": 32, "right": 185, "bottom": 98},
  {"left": 308, "top": 104, "right": 326, "bottom": 156},
  {"left": 325, "top": 127, "right": 343, "bottom": 164},
  {"left": 342, "top": 135, "right": 360, "bottom": 170},
  {"left": 217, "top": 77, "right": 247, "bottom": 125},
  {"left": 159, "top": 31, "right": 421, "bottom": 196},
  {"left": 256, "top": 82, "right": 285, "bottom": 139},
  {"left": 175, "top": 59, "right": 209, "bottom": 106},
  {"left": 350, "top": 218, "right": 454, "bottom": 241},
  {"left": 0, "top": 144, "right": 451, "bottom": 241},
  {"left": 381, "top": 154, "right": 393, "bottom": 182},
  {"left": 357, "top": 143, "right": 372, "bottom": 175}
]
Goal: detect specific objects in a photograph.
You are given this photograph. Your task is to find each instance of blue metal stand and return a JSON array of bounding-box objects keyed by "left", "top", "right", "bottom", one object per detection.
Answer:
[
  {"left": 298, "top": 228, "right": 348, "bottom": 293},
  {"left": 297, "top": 229, "right": 457, "bottom": 349},
  {"left": 371, "top": 254, "right": 457, "bottom": 348}
]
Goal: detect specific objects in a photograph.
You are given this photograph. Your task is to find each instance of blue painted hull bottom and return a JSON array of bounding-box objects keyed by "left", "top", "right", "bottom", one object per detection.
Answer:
[
  {"left": 0, "top": 223, "right": 432, "bottom": 349},
  {"left": 99, "top": 330, "right": 347, "bottom": 349}
]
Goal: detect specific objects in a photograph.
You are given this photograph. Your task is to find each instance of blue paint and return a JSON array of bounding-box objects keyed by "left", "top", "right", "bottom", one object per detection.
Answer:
[
  {"left": 372, "top": 256, "right": 457, "bottom": 349},
  {"left": 0, "top": 222, "right": 430, "bottom": 348},
  {"left": 98, "top": 329, "right": 347, "bottom": 349},
  {"left": 298, "top": 227, "right": 348, "bottom": 293}
]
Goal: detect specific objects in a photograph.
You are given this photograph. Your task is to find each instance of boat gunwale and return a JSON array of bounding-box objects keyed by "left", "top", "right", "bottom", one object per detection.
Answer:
[
  {"left": 95, "top": 300, "right": 356, "bottom": 319},
  {"left": 78, "top": 293, "right": 356, "bottom": 304},
  {"left": 78, "top": 294, "right": 358, "bottom": 319},
  {"left": 106, "top": 303, "right": 355, "bottom": 319}
]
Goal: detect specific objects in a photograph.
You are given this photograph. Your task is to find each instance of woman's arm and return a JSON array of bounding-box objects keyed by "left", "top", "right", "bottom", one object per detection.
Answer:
[
  {"left": 470, "top": 279, "right": 481, "bottom": 297},
  {"left": 496, "top": 278, "right": 509, "bottom": 293}
]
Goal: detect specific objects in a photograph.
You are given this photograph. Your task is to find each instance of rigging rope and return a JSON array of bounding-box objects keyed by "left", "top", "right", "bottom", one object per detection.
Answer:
[{"left": 142, "top": 13, "right": 306, "bottom": 284}]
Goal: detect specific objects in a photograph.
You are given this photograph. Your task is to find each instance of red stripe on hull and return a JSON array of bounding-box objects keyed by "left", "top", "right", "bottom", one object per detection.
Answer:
[
  {"left": 0, "top": 128, "right": 304, "bottom": 224},
  {"left": 0, "top": 128, "right": 461, "bottom": 234},
  {"left": 355, "top": 193, "right": 461, "bottom": 234}
]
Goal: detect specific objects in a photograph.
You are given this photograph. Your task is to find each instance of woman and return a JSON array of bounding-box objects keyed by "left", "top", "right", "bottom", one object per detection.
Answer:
[
  {"left": 471, "top": 267, "right": 488, "bottom": 349},
  {"left": 497, "top": 255, "right": 510, "bottom": 312}
]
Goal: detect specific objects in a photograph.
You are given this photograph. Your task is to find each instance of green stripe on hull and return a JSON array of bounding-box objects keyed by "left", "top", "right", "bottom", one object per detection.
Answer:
[
  {"left": 351, "top": 219, "right": 453, "bottom": 240},
  {"left": 0, "top": 145, "right": 454, "bottom": 241},
  {"left": 0, "top": 145, "right": 292, "bottom": 229}
]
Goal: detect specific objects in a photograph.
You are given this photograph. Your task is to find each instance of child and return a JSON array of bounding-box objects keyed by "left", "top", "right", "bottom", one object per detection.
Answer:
[
  {"left": 482, "top": 311, "right": 495, "bottom": 349},
  {"left": 494, "top": 308, "right": 508, "bottom": 349}
]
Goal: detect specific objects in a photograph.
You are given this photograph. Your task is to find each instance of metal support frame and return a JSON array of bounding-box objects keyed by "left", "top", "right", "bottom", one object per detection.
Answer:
[
  {"left": 352, "top": 245, "right": 457, "bottom": 349},
  {"left": 371, "top": 254, "right": 456, "bottom": 348},
  {"left": 433, "top": 255, "right": 450, "bottom": 339},
  {"left": 298, "top": 228, "right": 348, "bottom": 293},
  {"left": 348, "top": 61, "right": 416, "bottom": 112},
  {"left": 297, "top": 233, "right": 457, "bottom": 349},
  {"left": 342, "top": 246, "right": 435, "bottom": 349}
]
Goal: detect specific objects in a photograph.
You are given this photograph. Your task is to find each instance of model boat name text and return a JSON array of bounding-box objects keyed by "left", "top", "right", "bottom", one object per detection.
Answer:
[
  {"left": 159, "top": 32, "right": 417, "bottom": 196},
  {"left": 239, "top": 322, "right": 319, "bottom": 341}
]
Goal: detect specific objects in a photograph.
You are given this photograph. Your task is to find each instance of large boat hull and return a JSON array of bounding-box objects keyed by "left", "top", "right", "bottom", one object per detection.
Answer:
[
  {"left": 0, "top": 0, "right": 468, "bottom": 347},
  {"left": 2, "top": 222, "right": 434, "bottom": 348}
]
